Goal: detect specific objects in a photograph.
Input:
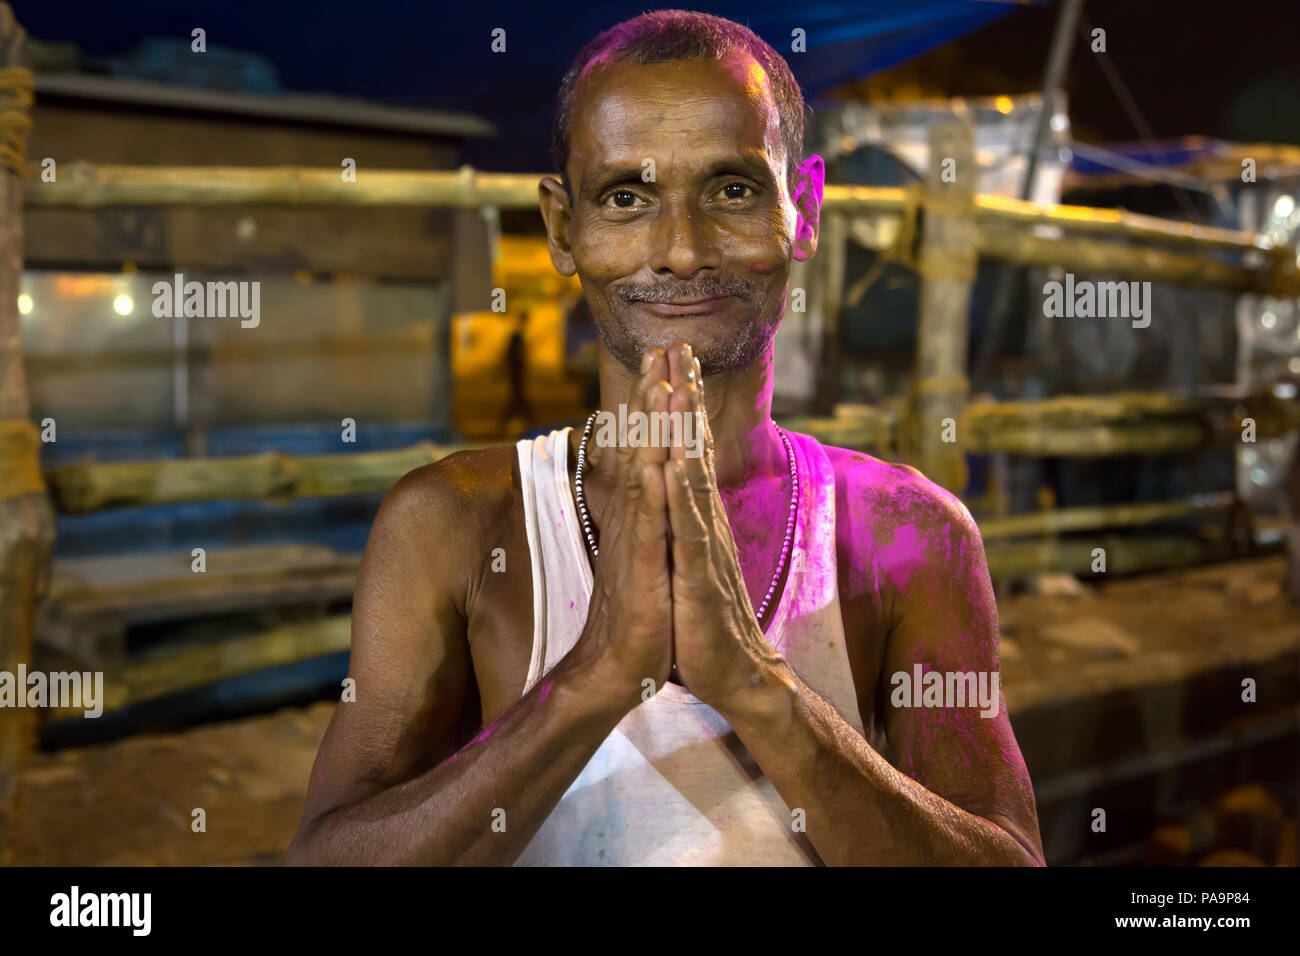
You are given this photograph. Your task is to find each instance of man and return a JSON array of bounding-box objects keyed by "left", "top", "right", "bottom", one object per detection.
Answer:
[{"left": 287, "top": 10, "right": 1043, "bottom": 866}]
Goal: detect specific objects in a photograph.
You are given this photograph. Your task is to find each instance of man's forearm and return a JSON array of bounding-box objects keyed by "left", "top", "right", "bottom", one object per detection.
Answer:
[
  {"left": 286, "top": 657, "right": 628, "bottom": 866},
  {"left": 716, "top": 660, "right": 1041, "bottom": 866}
]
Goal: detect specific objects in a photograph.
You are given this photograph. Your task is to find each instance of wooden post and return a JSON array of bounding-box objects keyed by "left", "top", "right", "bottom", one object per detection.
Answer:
[
  {"left": 910, "top": 121, "right": 976, "bottom": 492},
  {"left": 812, "top": 211, "right": 847, "bottom": 415},
  {"left": 0, "top": 4, "right": 55, "bottom": 864},
  {"left": 1286, "top": 438, "right": 1300, "bottom": 603}
]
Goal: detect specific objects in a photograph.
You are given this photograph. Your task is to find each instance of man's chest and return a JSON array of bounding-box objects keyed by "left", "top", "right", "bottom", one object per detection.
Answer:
[{"left": 463, "top": 509, "right": 892, "bottom": 728}]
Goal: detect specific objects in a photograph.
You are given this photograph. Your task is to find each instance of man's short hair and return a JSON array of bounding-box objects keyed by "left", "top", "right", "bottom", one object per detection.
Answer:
[{"left": 551, "top": 9, "right": 807, "bottom": 199}]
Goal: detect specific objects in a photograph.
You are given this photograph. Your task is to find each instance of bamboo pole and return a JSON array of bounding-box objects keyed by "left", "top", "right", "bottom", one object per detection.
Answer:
[
  {"left": 45, "top": 439, "right": 494, "bottom": 515},
  {"left": 36, "top": 388, "right": 1298, "bottom": 514},
  {"left": 46, "top": 614, "right": 352, "bottom": 720},
  {"left": 19, "top": 164, "right": 1281, "bottom": 252},
  {"left": 0, "top": 4, "right": 54, "bottom": 865},
  {"left": 22, "top": 163, "right": 1298, "bottom": 294},
  {"left": 977, "top": 492, "right": 1234, "bottom": 540}
]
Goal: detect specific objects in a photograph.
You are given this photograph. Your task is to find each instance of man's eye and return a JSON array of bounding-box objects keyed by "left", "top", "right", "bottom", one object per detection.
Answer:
[
  {"left": 606, "top": 189, "right": 643, "bottom": 208},
  {"left": 720, "top": 182, "right": 755, "bottom": 200}
]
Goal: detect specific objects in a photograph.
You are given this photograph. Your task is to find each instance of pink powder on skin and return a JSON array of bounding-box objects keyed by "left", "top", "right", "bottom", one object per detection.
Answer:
[{"left": 877, "top": 523, "right": 928, "bottom": 591}]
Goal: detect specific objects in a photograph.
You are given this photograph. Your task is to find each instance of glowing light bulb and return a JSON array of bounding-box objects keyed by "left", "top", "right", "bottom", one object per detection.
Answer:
[
  {"left": 113, "top": 294, "right": 133, "bottom": 316},
  {"left": 17, "top": 293, "right": 33, "bottom": 315}
]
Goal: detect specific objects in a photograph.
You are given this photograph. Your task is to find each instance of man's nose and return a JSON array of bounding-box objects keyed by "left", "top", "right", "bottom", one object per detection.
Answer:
[{"left": 648, "top": 199, "right": 722, "bottom": 278}]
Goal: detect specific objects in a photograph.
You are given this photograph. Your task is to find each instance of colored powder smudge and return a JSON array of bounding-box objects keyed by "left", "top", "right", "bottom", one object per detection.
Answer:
[{"left": 879, "top": 523, "right": 927, "bottom": 591}]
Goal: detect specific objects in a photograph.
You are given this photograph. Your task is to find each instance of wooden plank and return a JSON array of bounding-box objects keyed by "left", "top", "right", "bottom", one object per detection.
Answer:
[
  {"left": 978, "top": 493, "right": 1234, "bottom": 540},
  {"left": 45, "top": 439, "right": 494, "bottom": 514},
  {"left": 46, "top": 614, "right": 353, "bottom": 719},
  {"left": 43, "top": 545, "right": 361, "bottom": 624}
]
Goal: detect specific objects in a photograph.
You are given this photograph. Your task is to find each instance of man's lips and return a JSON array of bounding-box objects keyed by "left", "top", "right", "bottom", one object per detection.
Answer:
[{"left": 637, "top": 295, "right": 737, "bottom": 317}]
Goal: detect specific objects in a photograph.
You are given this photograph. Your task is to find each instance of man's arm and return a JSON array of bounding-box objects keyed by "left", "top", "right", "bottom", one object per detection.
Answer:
[
  {"left": 284, "top": 458, "right": 624, "bottom": 865},
  {"left": 287, "top": 354, "right": 677, "bottom": 866},
  {"left": 715, "top": 476, "right": 1043, "bottom": 865}
]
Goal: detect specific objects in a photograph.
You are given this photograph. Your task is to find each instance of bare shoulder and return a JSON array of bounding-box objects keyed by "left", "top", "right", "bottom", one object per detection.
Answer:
[
  {"left": 381, "top": 444, "right": 520, "bottom": 531},
  {"left": 818, "top": 441, "right": 979, "bottom": 543},
  {"left": 364, "top": 444, "right": 523, "bottom": 604}
]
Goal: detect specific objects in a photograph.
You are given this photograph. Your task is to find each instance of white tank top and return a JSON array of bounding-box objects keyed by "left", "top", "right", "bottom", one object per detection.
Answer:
[{"left": 513, "top": 426, "right": 866, "bottom": 865}]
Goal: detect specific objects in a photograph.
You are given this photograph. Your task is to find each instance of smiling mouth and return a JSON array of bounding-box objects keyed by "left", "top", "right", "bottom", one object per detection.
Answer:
[{"left": 639, "top": 295, "right": 736, "bottom": 317}]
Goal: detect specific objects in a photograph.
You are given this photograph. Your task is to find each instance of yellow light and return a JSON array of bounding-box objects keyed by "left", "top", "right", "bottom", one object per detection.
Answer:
[
  {"left": 995, "top": 95, "right": 1014, "bottom": 115},
  {"left": 113, "top": 294, "right": 134, "bottom": 316},
  {"left": 17, "top": 293, "right": 33, "bottom": 315}
]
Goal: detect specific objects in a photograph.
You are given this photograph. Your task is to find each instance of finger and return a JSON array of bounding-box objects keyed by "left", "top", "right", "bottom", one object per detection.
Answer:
[
  {"left": 688, "top": 356, "right": 718, "bottom": 477},
  {"left": 664, "top": 458, "right": 710, "bottom": 580},
  {"left": 628, "top": 459, "right": 669, "bottom": 569},
  {"left": 680, "top": 452, "right": 719, "bottom": 530},
  {"left": 633, "top": 377, "right": 672, "bottom": 469},
  {"left": 668, "top": 370, "right": 696, "bottom": 463},
  {"left": 615, "top": 349, "right": 666, "bottom": 474}
]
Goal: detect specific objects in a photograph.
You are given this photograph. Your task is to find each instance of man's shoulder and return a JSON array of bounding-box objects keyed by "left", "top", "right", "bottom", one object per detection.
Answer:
[
  {"left": 804, "top": 436, "right": 980, "bottom": 545},
  {"left": 380, "top": 442, "right": 523, "bottom": 542}
]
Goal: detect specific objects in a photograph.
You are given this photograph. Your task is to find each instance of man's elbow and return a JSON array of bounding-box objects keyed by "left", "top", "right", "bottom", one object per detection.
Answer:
[{"left": 282, "top": 810, "right": 335, "bottom": 866}]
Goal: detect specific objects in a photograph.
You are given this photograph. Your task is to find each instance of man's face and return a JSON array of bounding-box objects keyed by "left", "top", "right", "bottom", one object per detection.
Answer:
[{"left": 549, "top": 53, "right": 817, "bottom": 375}]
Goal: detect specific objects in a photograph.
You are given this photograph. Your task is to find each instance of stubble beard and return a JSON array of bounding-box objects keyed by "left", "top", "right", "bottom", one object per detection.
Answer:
[{"left": 595, "top": 288, "right": 783, "bottom": 376}]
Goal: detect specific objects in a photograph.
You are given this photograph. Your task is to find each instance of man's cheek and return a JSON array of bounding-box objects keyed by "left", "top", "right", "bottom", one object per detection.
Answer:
[{"left": 575, "top": 225, "right": 642, "bottom": 273}]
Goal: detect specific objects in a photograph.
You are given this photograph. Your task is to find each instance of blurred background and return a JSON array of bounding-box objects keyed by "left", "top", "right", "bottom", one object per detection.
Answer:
[{"left": 0, "top": 0, "right": 1297, "bottom": 866}]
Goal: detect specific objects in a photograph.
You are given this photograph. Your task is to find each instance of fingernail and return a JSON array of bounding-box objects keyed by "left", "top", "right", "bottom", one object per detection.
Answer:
[
  {"left": 693, "top": 357, "right": 702, "bottom": 382},
  {"left": 641, "top": 352, "right": 654, "bottom": 373}
]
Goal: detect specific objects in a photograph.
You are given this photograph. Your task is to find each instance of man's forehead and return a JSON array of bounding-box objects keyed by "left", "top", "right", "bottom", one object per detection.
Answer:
[{"left": 571, "top": 55, "right": 783, "bottom": 170}]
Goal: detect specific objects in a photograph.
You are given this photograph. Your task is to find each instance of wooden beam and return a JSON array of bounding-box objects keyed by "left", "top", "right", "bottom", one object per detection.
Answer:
[
  {"left": 24, "top": 164, "right": 1295, "bottom": 293},
  {"left": 978, "top": 492, "right": 1235, "bottom": 540},
  {"left": 46, "top": 614, "right": 352, "bottom": 719},
  {"left": 45, "top": 439, "right": 494, "bottom": 515},
  {"left": 0, "top": 4, "right": 55, "bottom": 865},
  {"left": 36, "top": 388, "right": 1298, "bottom": 514}
]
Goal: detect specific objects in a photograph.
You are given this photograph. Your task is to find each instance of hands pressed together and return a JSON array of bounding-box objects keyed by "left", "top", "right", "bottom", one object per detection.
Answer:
[{"left": 571, "top": 343, "right": 788, "bottom": 716}]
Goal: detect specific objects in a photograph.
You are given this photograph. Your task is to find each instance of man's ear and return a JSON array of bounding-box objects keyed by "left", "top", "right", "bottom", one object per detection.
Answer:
[
  {"left": 538, "top": 176, "right": 577, "bottom": 276},
  {"left": 791, "top": 154, "right": 825, "bottom": 262}
]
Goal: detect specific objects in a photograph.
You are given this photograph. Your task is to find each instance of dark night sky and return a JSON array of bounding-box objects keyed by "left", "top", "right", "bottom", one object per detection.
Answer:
[
  {"left": 868, "top": 0, "right": 1300, "bottom": 146},
  {"left": 12, "top": 0, "right": 1300, "bottom": 168}
]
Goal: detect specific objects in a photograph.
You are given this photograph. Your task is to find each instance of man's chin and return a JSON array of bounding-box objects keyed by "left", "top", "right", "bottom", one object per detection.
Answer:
[{"left": 624, "top": 336, "right": 769, "bottom": 377}]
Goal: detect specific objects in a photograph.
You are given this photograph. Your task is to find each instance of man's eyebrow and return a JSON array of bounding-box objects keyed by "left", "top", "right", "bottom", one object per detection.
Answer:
[
  {"left": 579, "top": 163, "right": 648, "bottom": 201},
  {"left": 579, "top": 153, "right": 775, "bottom": 201}
]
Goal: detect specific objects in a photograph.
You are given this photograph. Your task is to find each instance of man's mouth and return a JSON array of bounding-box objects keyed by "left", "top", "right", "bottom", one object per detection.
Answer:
[{"left": 638, "top": 295, "right": 737, "bottom": 317}]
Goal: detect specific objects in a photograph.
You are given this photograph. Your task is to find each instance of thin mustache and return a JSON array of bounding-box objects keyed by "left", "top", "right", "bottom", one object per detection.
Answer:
[{"left": 617, "top": 279, "right": 755, "bottom": 304}]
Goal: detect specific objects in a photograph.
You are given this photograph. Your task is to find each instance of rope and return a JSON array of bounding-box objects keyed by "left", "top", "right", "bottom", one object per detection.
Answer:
[
  {"left": 0, "top": 420, "right": 47, "bottom": 501},
  {"left": 0, "top": 65, "right": 33, "bottom": 180}
]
